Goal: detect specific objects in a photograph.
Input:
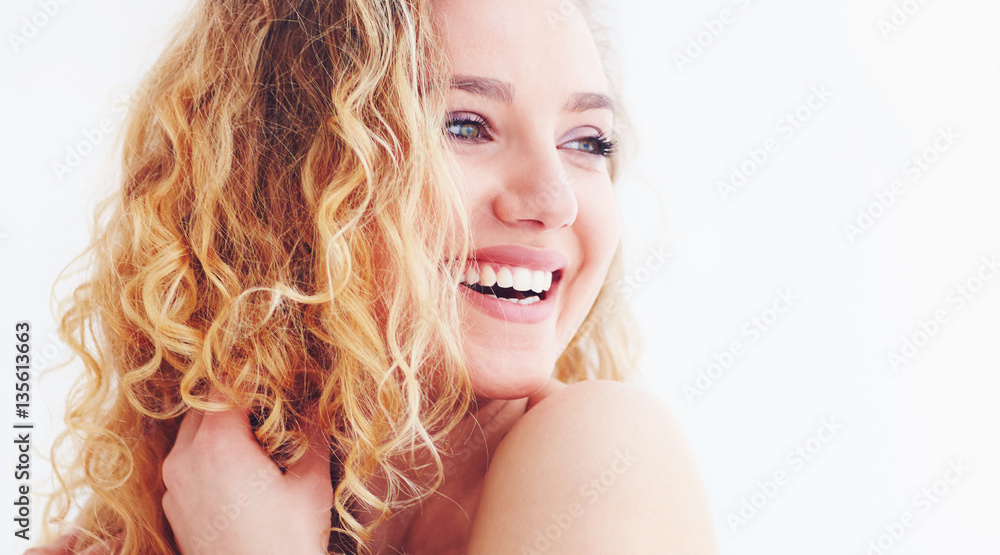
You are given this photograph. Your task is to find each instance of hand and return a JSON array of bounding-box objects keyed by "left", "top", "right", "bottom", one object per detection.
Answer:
[
  {"left": 23, "top": 530, "right": 117, "bottom": 554},
  {"left": 162, "top": 406, "right": 333, "bottom": 555}
]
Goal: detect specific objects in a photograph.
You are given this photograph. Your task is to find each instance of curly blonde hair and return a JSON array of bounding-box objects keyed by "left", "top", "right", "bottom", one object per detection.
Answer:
[{"left": 43, "top": 0, "right": 641, "bottom": 553}]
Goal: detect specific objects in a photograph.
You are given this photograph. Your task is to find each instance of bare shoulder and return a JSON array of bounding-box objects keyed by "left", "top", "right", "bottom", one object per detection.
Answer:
[
  {"left": 467, "top": 380, "right": 718, "bottom": 554},
  {"left": 519, "top": 379, "right": 681, "bottom": 450}
]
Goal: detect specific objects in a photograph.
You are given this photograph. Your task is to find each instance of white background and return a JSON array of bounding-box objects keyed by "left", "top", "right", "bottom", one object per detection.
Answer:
[{"left": 3, "top": 0, "right": 999, "bottom": 553}]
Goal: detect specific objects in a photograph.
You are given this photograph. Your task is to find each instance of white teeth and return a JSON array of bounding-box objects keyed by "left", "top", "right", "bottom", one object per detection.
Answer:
[
  {"left": 465, "top": 266, "right": 479, "bottom": 286},
  {"left": 494, "top": 295, "right": 540, "bottom": 305},
  {"left": 531, "top": 270, "right": 545, "bottom": 293},
  {"left": 479, "top": 265, "right": 497, "bottom": 287},
  {"left": 512, "top": 267, "right": 533, "bottom": 292},
  {"left": 495, "top": 267, "right": 514, "bottom": 289},
  {"left": 460, "top": 263, "right": 554, "bottom": 293}
]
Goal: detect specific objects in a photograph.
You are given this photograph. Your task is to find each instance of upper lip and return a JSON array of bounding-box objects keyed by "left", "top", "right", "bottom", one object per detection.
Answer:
[{"left": 468, "top": 245, "right": 568, "bottom": 273}]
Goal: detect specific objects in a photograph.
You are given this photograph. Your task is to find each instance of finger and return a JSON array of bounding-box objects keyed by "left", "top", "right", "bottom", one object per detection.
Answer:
[
  {"left": 163, "top": 408, "right": 205, "bottom": 491},
  {"left": 192, "top": 383, "right": 256, "bottom": 454},
  {"left": 195, "top": 384, "right": 291, "bottom": 479},
  {"left": 194, "top": 407, "right": 285, "bottom": 478},
  {"left": 197, "top": 407, "right": 254, "bottom": 447},
  {"left": 206, "top": 385, "right": 231, "bottom": 406},
  {"left": 172, "top": 407, "right": 204, "bottom": 451},
  {"left": 171, "top": 383, "right": 229, "bottom": 451}
]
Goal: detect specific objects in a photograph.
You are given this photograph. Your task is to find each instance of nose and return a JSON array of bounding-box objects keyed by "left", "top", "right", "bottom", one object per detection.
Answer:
[{"left": 491, "top": 145, "right": 578, "bottom": 231}]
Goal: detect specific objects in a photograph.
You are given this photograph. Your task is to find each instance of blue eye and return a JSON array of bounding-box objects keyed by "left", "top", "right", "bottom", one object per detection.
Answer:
[
  {"left": 564, "top": 134, "right": 618, "bottom": 158},
  {"left": 445, "top": 115, "right": 490, "bottom": 141},
  {"left": 444, "top": 114, "right": 617, "bottom": 159}
]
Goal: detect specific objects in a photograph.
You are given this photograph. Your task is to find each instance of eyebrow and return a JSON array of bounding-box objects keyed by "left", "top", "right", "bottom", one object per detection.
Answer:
[
  {"left": 565, "top": 92, "right": 616, "bottom": 115},
  {"left": 451, "top": 75, "right": 513, "bottom": 105},
  {"left": 450, "top": 74, "right": 615, "bottom": 115}
]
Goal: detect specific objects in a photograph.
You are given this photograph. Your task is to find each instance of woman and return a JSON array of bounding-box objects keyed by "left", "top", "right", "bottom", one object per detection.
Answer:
[{"left": 30, "top": 0, "right": 717, "bottom": 553}]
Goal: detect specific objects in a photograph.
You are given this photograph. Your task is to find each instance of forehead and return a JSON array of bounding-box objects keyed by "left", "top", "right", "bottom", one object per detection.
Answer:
[{"left": 431, "top": 0, "right": 609, "bottom": 98}]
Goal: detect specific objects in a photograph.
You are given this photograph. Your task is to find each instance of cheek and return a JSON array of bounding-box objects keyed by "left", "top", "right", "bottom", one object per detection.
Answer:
[
  {"left": 578, "top": 182, "right": 621, "bottom": 270},
  {"left": 559, "top": 181, "right": 620, "bottom": 340},
  {"left": 452, "top": 161, "right": 491, "bottom": 227}
]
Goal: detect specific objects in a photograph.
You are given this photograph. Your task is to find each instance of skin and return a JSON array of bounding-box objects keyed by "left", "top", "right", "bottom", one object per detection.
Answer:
[
  {"left": 26, "top": 0, "right": 718, "bottom": 553},
  {"left": 159, "top": 401, "right": 335, "bottom": 555},
  {"left": 438, "top": 0, "right": 620, "bottom": 402},
  {"left": 22, "top": 532, "right": 115, "bottom": 555}
]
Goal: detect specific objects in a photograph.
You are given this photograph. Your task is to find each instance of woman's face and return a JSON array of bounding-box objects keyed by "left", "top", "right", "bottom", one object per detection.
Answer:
[{"left": 434, "top": 0, "right": 621, "bottom": 399}]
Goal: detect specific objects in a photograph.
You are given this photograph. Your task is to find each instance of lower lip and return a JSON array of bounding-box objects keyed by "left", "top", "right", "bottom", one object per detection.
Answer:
[{"left": 458, "top": 279, "right": 560, "bottom": 324}]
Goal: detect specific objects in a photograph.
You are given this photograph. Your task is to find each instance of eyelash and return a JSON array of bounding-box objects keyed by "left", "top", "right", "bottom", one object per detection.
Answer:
[{"left": 444, "top": 114, "right": 618, "bottom": 159}]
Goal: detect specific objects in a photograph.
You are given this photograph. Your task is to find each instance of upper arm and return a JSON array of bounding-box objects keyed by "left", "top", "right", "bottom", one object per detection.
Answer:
[{"left": 466, "top": 380, "right": 718, "bottom": 555}]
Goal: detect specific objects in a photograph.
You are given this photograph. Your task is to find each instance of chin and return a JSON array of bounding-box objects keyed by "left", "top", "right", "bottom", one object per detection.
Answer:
[
  {"left": 466, "top": 346, "right": 556, "bottom": 401},
  {"left": 459, "top": 302, "right": 566, "bottom": 400}
]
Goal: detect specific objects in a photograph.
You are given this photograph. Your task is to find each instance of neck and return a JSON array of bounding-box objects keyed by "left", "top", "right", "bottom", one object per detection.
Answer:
[{"left": 346, "top": 393, "right": 531, "bottom": 552}]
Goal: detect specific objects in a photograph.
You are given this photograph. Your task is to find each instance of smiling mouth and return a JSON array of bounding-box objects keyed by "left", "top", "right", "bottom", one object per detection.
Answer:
[
  {"left": 458, "top": 264, "right": 562, "bottom": 305},
  {"left": 460, "top": 282, "right": 548, "bottom": 304}
]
